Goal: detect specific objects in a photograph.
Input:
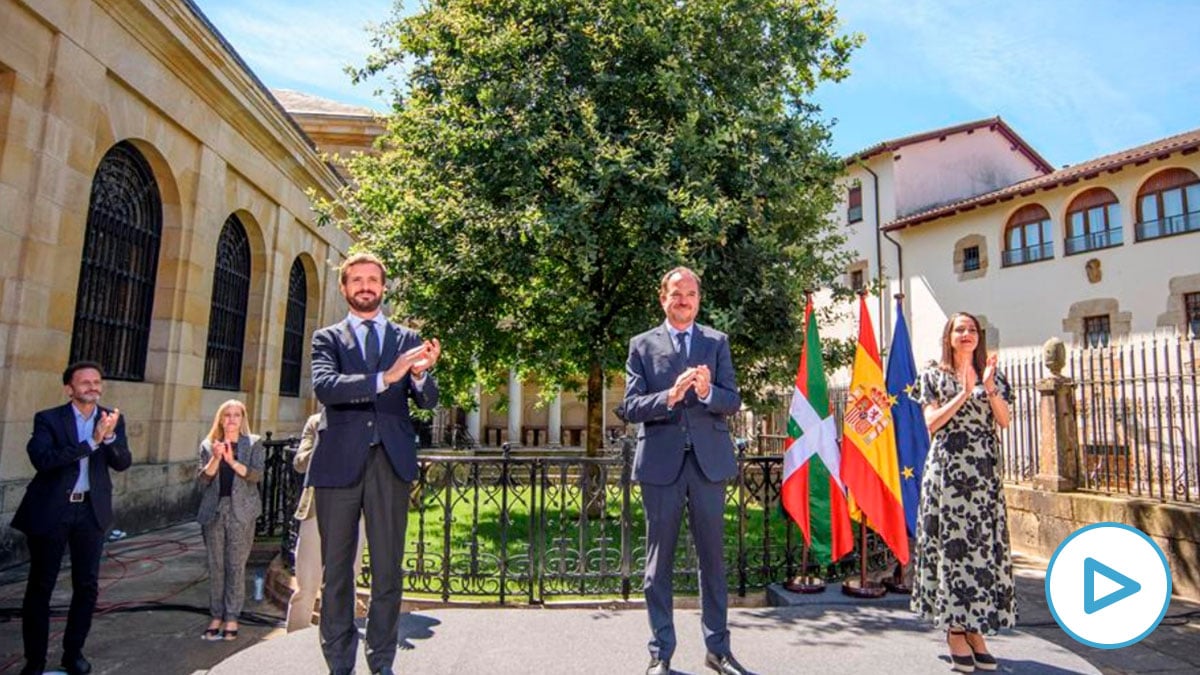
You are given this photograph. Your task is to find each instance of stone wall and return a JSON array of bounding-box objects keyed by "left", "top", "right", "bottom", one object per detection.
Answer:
[{"left": 1006, "top": 485, "right": 1200, "bottom": 600}]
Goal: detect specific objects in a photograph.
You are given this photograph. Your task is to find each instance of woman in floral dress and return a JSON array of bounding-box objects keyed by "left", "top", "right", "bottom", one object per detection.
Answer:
[{"left": 912, "top": 312, "right": 1014, "bottom": 673}]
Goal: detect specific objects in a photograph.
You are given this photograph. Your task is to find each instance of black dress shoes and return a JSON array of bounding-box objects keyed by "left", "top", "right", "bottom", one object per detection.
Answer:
[
  {"left": 646, "top": 657, "right": 671, "bottom": 675},
  {"left": 19, "top": 661, "right": 45, "bottom": 675},
  {"left": 61, "top": 654, "right": 93, "bottom": 675},
  {"left": 705, "top": 652, "right": 749, "bottom": 675}
]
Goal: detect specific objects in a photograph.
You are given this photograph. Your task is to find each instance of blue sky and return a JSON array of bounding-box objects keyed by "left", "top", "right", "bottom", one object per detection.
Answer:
[{"left": 195, "top": 0, "right": 1200, "bottom": 167}]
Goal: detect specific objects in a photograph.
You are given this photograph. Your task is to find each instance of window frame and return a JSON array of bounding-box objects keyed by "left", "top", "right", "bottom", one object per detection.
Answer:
[
  {"left": 203, "top": 215, "right": 252, "bottom": 391},
  {"left": 1065, "top": 189, "right": 1122, "bottom": 255},
  {"left": 1002, "top": 205, "right": 1055, "bottom": 267},
  {"left": 1136, "top": 171, "right": 1200, "bottom": 241}
]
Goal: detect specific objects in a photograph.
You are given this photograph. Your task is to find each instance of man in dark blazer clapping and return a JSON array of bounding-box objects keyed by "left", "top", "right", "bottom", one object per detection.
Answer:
[
  {"left": 310, "top": 252, "right": 440, "bottom": 675},
  {"left": 623, "top": 267, "right": 748, "bottom": 675},
  {"left": 13, "top": 361, "right": 132, "bottom": 675}
]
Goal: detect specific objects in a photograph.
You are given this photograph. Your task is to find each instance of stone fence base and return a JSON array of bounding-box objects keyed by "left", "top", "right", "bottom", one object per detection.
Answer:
[{"left": 1006, "top": 484, "right": 1200, "bottom": 600}]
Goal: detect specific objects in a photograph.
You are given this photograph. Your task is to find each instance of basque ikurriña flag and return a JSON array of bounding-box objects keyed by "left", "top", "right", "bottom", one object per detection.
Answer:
[{"left": 779, "top": 297, "right": 853, "bottom": 565}]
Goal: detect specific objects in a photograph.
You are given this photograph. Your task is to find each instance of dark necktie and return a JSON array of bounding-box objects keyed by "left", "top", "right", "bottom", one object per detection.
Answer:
[
  {"left": 364, "top": 319, "right": 381, "bottom": 371},
  {"left": 675, "top": 331, "right": 688, "bottom": 361}
]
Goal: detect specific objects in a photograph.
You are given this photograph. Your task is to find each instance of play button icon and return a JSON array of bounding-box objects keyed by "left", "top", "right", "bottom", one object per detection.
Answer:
[
  {"left": 1046, "top": 523, "right": 1171, "bottom": 649},
  {"left": 1083, "top": 557, "right": 1141, "bottom": 614}
]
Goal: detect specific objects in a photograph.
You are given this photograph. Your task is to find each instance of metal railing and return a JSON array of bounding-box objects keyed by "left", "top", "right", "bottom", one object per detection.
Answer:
[
  {"left": 1064, "top": 228, "right": 1122, "bottom": 255},
  {"left": 1135, "top": 210, "right": 1200, "bottom": 241},
  {"left": 257, "top": 433, "right": 302, "bottom": 543},
  {"left": 260, "top": 440, "right": 893, "bottom": 603},
  {"left": 1070, "top": 335, "right": 1199, "bottom": 502},
  {"left": 1001, "top": 242, "right": 1054, "bottom": 267},
  {"left": 996, "top": 349, "right": 1043, "bottom": 484}
]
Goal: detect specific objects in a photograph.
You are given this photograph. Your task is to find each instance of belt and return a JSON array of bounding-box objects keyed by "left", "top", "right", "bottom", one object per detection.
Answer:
[{"left": 68, "top": 491, "right": 90, "bottom": 503}]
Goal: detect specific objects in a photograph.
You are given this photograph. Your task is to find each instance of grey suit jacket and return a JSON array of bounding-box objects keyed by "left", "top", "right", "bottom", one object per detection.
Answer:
[
  {"left": 195, "top": 434, "right": 265, "bottom": 526},
  {"left": 623, "top": 321, "right": 742, "bottom": 485}
]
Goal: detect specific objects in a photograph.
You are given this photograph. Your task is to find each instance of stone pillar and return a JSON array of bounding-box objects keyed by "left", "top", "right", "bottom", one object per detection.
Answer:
[
  {"left": 1034, "top": 338, "right": 1080, "bottom": 492},
  {"left": 466, "top": 381, "right": 481, "bottom": 443},
  {"left": 507, "top": 368, "right": 522, "bottom": 447},
  {"left": 548, "top": 392, "right": 562, "bottom": 447}
]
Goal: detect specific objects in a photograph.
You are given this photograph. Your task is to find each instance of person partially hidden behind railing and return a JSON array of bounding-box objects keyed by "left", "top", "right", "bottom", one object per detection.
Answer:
[
  {"left": 286, "top": 408, "right": 367, "bottom": 632},
  {"left": 196, "top": 399, "right": 266, "bottom": 642},
  {"left": 13, "top": 361, "right": 132, "bottom": 675}
]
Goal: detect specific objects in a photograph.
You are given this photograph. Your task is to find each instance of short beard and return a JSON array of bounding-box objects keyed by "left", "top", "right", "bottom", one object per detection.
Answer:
[{"left": 348, "top": 292, "right": 382, "bottom": 313}]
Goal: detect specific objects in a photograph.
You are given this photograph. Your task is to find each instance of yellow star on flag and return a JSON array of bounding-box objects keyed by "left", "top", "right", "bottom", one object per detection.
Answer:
[{"left": 901, "top": 466, "right": 915, "bottom": 480}]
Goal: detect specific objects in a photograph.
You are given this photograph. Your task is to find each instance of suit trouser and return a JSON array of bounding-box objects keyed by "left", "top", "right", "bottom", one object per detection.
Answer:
[
  {"left": 641, "top": 452, "right": 731, "bottom": 660},
  {"left": 22, "top": 499, "right": 106, "bottom": 665},
  {"left": 200, "top": 497, "right": 257, "bottom": 621},
  {"left": 286, "top": 513, "right": 367, "bottom": 632},
  {"left": 317, "top": 445, "right": 411, "bottom": 674}
]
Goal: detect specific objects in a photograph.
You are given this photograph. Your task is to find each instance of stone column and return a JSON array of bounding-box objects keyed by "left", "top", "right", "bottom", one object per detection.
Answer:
[
  {"left": 466, "top": 381, "right": 481, "bottom": 443},
  {"left": 507, "top": 367, "right": 522, "bottom": 447},
  {"left": 1034, "top": 338, "right": 1080, "bottom": 492},
  {"left": 548, "top": 392, "right": 563, "bottom": 447}
]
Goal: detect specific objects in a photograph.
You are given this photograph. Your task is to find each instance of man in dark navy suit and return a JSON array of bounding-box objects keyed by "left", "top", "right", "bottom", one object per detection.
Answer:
[
  {"left": 623, "top": 267, "right": 748, "bottom": 675},
  {"left": 310, "top": 252, "right": 440, "bottom": 675},
  {"left": 13, "top": 361, "right": 132, "bottom": 675}
]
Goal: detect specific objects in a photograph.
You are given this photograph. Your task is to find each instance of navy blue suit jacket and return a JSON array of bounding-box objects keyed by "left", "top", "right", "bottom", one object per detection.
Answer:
[
  {"left": 309, "top": 317, "right": 439, "bottom": 487},
  {"left": 623, "top": 322, "right": 741, "bottom": 485},
  {"left": 12, "top": 403, "right": 133, "bottom": 536}
]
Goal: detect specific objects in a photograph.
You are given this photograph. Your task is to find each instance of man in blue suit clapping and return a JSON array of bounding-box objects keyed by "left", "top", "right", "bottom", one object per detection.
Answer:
[
  {"left": 623, "top": 267, "right": 748, "bottom": 675},
  {"left": 309, "top": 252, "right": 440, "bottom": 675}
]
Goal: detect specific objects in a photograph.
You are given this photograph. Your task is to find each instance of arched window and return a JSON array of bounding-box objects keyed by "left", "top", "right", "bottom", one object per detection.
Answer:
[
  {"left": 1001, "top": 204, "right": 1053, "bottom": 267},
  {"left": 1065, "top": 188, "right": 1122, "bottom": 255},
  {"left": 70, "top": 141, "right": 163, "bottom": 381},
  {"left": 1136, "top": 168, "right": 1200, "bottom": 241},
  {"left": 279, "top": 257, "right": 307, "bottom": 397},
  {"left": 203, "top": 215, "right": 251, "bottom": 390}
]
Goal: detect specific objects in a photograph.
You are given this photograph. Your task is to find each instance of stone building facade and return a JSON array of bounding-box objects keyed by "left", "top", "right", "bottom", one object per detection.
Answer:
[{"left": 0, "top": 0, "right": 362, "bottom": 563}]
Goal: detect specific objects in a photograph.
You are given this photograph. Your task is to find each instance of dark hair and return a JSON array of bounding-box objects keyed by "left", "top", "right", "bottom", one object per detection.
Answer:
[
  {"left": 63, "top": 361, "right": 104, "bottom": 385},
  {"left": 938, "top": 313, "right": 987, "bottom": 377}
]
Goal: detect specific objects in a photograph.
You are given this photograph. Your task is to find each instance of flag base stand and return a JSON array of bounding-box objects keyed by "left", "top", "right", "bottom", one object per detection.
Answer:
[
  {"left": 783, "top": 575, "right": 826, "bottom": 594},
  {"left": 882, "top": 579, "right": 911, "bottom": 595},
  {"left": 841, "top": 577, "right": 887, "bottom": 598}
]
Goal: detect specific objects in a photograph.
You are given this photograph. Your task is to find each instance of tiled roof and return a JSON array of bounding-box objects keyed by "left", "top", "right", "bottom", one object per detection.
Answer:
[
  {"left": 884, "top": 126, "right": 1200, "bottom": 231},
  {"left": 846, "top": 116, "right": 1054, "bottom": 174},
  {"left": 271, "top": 89, "right": 379, "bottom": 117}
]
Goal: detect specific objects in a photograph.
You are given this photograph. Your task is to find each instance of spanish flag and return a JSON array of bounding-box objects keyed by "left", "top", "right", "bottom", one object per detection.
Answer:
[{"left": 839, "top": 295, "right": 910, "bottom": 564}]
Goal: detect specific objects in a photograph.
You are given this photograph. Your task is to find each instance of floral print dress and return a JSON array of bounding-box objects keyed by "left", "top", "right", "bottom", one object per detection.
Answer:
[{"left": 910, "top": 367, "right": 1016, "bottom": 634}]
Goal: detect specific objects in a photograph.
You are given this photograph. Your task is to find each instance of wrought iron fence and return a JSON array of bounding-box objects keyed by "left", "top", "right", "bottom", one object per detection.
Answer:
[
  {"left": 260, "top": 442, "right": 893, "bottom": 603},
  {"left": 996, "top": 349, "right": 1043, "bottom": 485},
  {"left": 257, "top": 433, "right": 302, "bottom": 543},
  {"left": 1070, "top": 334, "right": 1199, "bottom": 502}
]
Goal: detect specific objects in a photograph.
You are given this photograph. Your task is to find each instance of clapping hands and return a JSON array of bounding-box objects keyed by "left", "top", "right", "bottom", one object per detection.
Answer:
[
  {"left": 91, "top": 408, "right": 120, "bottom": 445},
  {"left": 668, "top": 365, "right": 712, "bottom": 407},
  {"left": 383, "top": 338, "right": 441, "bottom": 386}
]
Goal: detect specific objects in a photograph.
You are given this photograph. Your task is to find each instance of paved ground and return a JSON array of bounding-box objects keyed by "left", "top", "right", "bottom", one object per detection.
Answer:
[{"left": 0, "top": 522, "right": 1198, "bottom": 674}]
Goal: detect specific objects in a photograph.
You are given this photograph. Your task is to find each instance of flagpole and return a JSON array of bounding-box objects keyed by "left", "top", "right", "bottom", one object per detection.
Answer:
[
  {"left": 842, "top": 289, "right": 888, "bottom": 599},
  {"left": 883, "top": 291, "right": 913, "bottom": 596},
  {"left": 785, "top": 289, "right": 826, "bottom": 594}
]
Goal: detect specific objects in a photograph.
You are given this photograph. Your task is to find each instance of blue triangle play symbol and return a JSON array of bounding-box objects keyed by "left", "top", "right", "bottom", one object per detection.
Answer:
[{"left": 1084, "top": 557, "right": 1141, "bottom": 614}]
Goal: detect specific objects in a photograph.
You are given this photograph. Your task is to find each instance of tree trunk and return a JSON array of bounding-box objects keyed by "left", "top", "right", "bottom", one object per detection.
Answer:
[{"left": 586, "top": 358, "right": 603, "bottom": 457}]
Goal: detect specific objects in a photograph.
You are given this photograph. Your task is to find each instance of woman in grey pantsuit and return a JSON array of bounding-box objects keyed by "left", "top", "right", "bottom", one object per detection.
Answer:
[{"left": 196, "top": 399, "right": 265, "bottom": 641}]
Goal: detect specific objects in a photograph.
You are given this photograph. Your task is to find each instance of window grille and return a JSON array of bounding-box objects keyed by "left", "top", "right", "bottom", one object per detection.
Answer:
[
  {"left": 203, "top": 215, "right": 251, "bottom": 390},
  {"left": 279, "top": 258, "right": 307, "bottom": 396}
]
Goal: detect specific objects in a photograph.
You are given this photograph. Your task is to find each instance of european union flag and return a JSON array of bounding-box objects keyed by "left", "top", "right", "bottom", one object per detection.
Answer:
[{"left": 886, "top": 298, "right": 931, "bottom": 537}]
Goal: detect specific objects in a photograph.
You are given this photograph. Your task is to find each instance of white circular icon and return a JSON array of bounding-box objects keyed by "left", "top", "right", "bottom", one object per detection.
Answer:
[{"left": 1045, "top": 522, "right": 1171, "bottom": 649}]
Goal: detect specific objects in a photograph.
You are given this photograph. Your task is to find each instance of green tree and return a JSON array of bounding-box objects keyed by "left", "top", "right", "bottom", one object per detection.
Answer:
[{"left": 322, "top": 0, "right": 860, "bottom": 452}]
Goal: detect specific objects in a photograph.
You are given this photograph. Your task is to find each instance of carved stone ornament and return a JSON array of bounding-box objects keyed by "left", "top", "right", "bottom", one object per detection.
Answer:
[
  {"left": 1085, "top": 258, "right": 1102, "bottom": 283},
  {"left": 1043, "top": 337, "right": 1066, "bottom": 376}
]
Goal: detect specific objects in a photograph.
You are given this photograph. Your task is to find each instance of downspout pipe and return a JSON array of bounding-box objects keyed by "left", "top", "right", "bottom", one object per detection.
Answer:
[{"left": 861, "top": 163, "right": 886, "bottom": 351}]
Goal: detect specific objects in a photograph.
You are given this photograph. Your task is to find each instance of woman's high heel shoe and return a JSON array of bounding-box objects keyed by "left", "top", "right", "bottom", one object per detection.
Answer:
[
  {"left": 947, "top": 628, "right": 976, "bottom": 673},
  {"left": 964, "top": 631, "right": 997, "bottom": 671}
]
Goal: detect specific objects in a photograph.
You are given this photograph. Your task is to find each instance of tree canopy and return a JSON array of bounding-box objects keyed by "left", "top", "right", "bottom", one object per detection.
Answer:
[{"left": 321, "top": 0, "right": 861, "bottom": 450}]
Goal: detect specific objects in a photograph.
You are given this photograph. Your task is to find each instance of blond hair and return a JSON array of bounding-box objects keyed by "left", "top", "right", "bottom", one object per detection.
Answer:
[
  {"left": 339, "top": 252, "right": 387, "bottom": 286},
  {"left": 206, "top": 399, "right": 252, "bottom": 444}
]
